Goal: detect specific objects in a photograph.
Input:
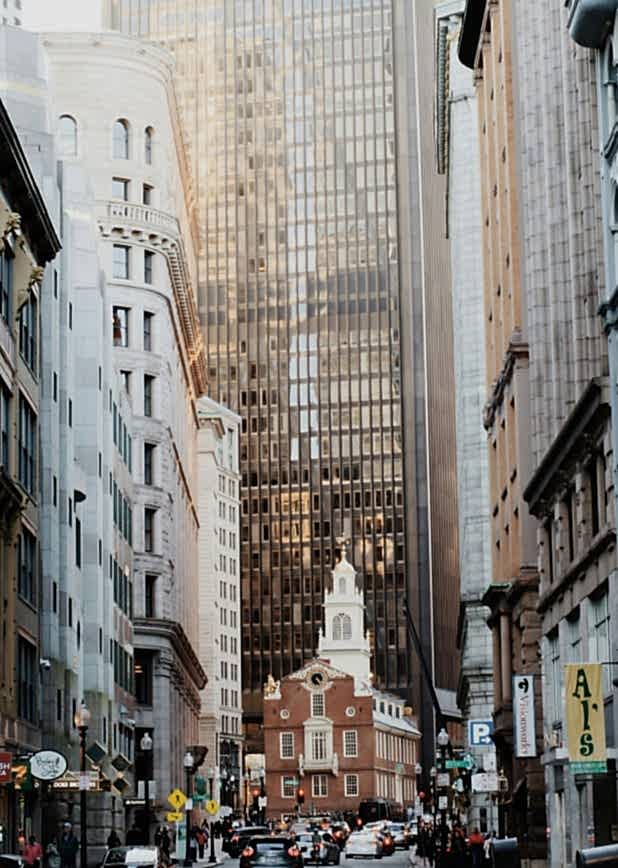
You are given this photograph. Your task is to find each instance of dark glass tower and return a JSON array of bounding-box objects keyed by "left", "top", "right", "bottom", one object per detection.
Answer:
[{"left": 106, "top": 0, "right": 459, "bottom": 752}]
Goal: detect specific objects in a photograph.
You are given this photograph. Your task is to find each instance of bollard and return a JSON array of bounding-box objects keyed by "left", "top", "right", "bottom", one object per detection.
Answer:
[
  {"left": 491, "top": 837, "right": 521, "bottom": 868},
  {"left": 576, "top": 844, "right": 618, "bottom": 867}
]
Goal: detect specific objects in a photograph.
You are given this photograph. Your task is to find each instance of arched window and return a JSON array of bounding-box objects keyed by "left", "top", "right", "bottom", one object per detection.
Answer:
[
  {"left": 338, "top": 576, "right": 346, "bottom": 595},
  {"left": 342, "top": 614, "right": 352, "bottom": 641},
  {"left": 113, "top": 119, "right": 130, "bottom": 159},
  {"left": 144, "top": 126, "right": 154, "bottom": 164},
  {"left": 333, "top": 614, "right": 343, "bottom": 641},
  {"left": 58, "top": 115, "right": 77, "bottom": 157}
]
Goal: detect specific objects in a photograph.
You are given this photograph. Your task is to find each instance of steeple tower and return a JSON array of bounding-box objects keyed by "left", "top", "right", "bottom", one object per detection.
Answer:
[{"left": 318, "top": 541, "right": 371, "bottom": 682}]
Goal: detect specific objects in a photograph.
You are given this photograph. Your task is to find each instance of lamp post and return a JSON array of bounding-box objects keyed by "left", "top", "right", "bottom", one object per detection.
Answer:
[
  {"left": 437, "top": 728, "right": 450, "bottom": 868},
  {"left": 414, "top": 763, "right": 422, "bottom": 815},
  {"left": 140, "top": 732, "right": 153, "bottom": 845},
  {"left": 206, "top": 767, "right": 216, "bottom": 865},
  {"left": 496, "top": 768, "right": 509, "bottom": 839},
  {"left": 74, "top": 702, "right": 91, "bottom": 868},
  {"left": 183, "top": 751, "right": 194, "bottom": 868},
  {"left": 429, "top": 767, "right": 437, "bottom": 856}
]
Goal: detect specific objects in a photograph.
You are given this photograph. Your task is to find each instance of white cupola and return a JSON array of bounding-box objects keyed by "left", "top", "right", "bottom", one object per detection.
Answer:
[{"left": 318, "top": 543, "right": 371, "bottom": 683}]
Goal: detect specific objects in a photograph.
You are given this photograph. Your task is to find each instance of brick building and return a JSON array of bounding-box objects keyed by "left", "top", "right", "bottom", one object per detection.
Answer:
[{"left": 263, "top": 551, "right": 420, "bottom": 817}]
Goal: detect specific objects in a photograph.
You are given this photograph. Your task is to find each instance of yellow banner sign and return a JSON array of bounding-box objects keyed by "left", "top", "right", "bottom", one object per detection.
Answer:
[{"left": 565, "top": 663, "right": 607, "bottom": 773}]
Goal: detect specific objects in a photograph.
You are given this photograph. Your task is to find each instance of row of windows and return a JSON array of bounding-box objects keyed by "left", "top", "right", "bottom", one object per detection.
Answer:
[
  {"left": 112, "top": 246, "right": 156, "bottom": 285},
  {"left": 280, "top": 729, "right": 357, "bottom": 760},
  {"left": 220, "top": 687, "right": 240, "bottom": 708},
  {"left": 220, "top": 660, "right": 240, "bottom": 681},
  {"left": 112, "top": 478, "right": 133, "bottom": 545},
  {"left": 112, "top": 401, "right": 133, "bottom": 470},
  {"left": 112, "top": 177, "right": 154, "bottom": 207},
  {"left": 219, "top": 607, "right": 238, "bottom": 627},
  {"left": 113, "top": 640, "right": 134, "bottom": 692},
  {"left": 113, "top": 306, "right": 154, "bottom": 350},
  {"left": 58, "top": 115, "right": 155, "bottom": 165},
  {"left": 112, "top": 556, "right": 133, "bottom": 618},
  {"left": 220, "top": 633, "right": 239, "bottom": 655},
  {"left": 280, "top": 773, "right": 358, "bottom": 799},
  {"left": 218, "top": 580, "right": 238, "bottom": 601},
  {"left": 375, "top": 730, "right": 415, "bottom": 765}
]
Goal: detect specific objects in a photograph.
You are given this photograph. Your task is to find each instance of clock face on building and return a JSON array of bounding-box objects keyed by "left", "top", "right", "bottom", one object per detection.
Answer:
[{"left": 306, "top": 668, "right": 326, "bottom": 688}]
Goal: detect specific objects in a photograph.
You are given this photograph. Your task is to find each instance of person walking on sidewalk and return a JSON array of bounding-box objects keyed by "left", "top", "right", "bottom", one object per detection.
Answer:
[
  {"left": 59, "top": 824, "right": 79, "bottom": 868},
  {"left": 24, "top": 835, "right": 43, "bottom": 868}
]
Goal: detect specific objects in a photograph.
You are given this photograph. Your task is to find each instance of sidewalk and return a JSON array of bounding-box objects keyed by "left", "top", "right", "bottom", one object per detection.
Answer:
[{"left": 188, "top": 839, "right": 229, "bottom": 867}]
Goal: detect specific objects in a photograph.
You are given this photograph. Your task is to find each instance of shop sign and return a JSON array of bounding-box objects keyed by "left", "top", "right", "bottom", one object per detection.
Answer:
[
  {"left": 0, "top": 752, "right": 11, "bottom": 783},
  {"left": 50, "top": 771, "right": 100, "bottom": 791},
  {"left": 565, "top": 663, "right": 607, "bottom": 774},
  {"left": 513, "top": 675, "right": 537, "bottom": 758},
  {"left": 30, "top": 750, "right": 68, "bottom": 782}
]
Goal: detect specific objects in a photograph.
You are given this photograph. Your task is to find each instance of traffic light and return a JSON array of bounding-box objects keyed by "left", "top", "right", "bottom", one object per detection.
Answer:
[{"left": 297, "top": 787, "right": 305, "bottom": 806}]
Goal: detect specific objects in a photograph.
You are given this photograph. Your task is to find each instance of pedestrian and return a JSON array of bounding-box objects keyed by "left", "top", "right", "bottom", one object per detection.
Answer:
[
  {"left": 58, "top": 823, "right": 79, "bottom": 868},
  {"left": 24, "top": 835, "right": 43, "bottom": 868},
  {"left": 106, "top": 831, "right": 121, "bottom": 849},
  {"left": 46, "top": 840, "right": 61, "bottom": 868},
  {"left": 160, "top": 827, "right": 171, "bottom": 856},
  {"left": 126, "top": 823, "right": 142, "bottom": 846},
  {"left": 196, "top": 827, "right": 207, "bottom": 860},
  {"left": 468, "top": 828, "right": 484, "bottom": 868}
]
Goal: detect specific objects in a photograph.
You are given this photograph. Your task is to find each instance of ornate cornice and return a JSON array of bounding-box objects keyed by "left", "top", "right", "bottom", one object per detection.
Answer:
[
  {"left": 483, "top": 332, "right": 529, "bottom": 430},
  {"left": 133, "top": 617, "right": 207, "bottom": 692}
]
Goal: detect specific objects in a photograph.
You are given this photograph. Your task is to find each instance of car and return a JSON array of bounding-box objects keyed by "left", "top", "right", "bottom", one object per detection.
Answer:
[
  {"left": 329, "top": 825, "right": 349, "bottom": 851},
  {"left": 101, "top": 847, "right": 159, "bottom": 868},
  {"left": 344, "top": 831, "right": 383, "bottom": 860},
  {"left": 295, "top": 833, "right": 340, "bottom": 865},
  {"left": 388, "top": 824, "right": 411, "bottom": 850},
  {"left": 240, "top": 837, "right": 303, "bottom": 868},
  {"left": 224, "top": 826, "right": 270, "bottom": 858},
  {"left": 0, "top": 855, "right": 24, "bottom": 868},
  {"left": 363, "top": 825, "right": 394, "bottom": 857}
]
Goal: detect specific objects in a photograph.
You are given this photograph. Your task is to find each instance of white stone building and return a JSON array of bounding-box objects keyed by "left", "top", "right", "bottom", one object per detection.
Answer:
[
  {"left": 197, "top": 397, "right": 242, "bottom": 808},
  {"left": 43, "top": 30, "right": 208, "bottom": 822},
  {"left": 435, "top": 1, "right": 497, "bottom": 833}
]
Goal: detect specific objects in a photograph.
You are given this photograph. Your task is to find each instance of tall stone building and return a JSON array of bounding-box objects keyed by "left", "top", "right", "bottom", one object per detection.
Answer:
[
  {"left": 105, "top": 0, "right": 459, "bottom": 767},
  {"left": 435, "top": 0, "right": 496, "bottom": 834},
  {"left": 197, "top": 397, "right": 243, "bottom": 809},
  {"left": 0, "top": 94, "right": 60, "bottom": 849},
  {"left": 459, "top": 1, "right": 546, "bottom": 862}
]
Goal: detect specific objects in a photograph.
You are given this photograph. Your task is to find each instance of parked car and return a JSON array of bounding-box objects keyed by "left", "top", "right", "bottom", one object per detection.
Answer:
[
  {"left": 0, "top": 855, "right": 24, "bottom": 868},
  {"left": 345, "top": 831, "right": 383, "bottom": 860},
  {"left": 101, "top": 847, "right": 159, "bottom": 868},
  {"left": 224, "top": 826, "right": 270, "bottom": 858},
  {"left": 240, "top": 837, "right": 303, "bottom": 868},
  {"left": 295, "top": 832, "right": 340, "bottom": 865}
]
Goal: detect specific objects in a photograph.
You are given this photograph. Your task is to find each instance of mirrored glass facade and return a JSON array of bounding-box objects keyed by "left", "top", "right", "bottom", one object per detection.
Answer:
[{"left": 106, "top": 0, "right": 453, "bottom": 728}]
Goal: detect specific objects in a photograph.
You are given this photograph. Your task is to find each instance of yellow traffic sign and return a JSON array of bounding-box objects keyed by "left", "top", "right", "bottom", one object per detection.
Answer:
[
  {"left": 168, "top": 788, "right": 187, "bottom": 810},
  {"left": 206, "top": 800, "right": 219, "bottom": 816},
  {"left": 166, "top": 811, "right": 183, "bottom": 823}
]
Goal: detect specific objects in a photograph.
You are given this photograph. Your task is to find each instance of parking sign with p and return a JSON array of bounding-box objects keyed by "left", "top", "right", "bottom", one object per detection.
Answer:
[{"left": 468, "top": 719, "right": 494, "bottom": 747}]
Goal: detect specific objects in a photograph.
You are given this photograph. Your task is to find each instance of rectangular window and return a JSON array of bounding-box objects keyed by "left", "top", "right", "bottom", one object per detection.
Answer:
[
  {"left": 143, "top": 312, "right": 153, "bottom": 350},
  {"left": 343, "top": 730, "right": 358, "bottom": 758},
  {"left": 18, "top": 395, "right": 36, "bottom": 495},
  {"left": 311, "top": 692, "right": 325, "bottom": 717},
  {"left": 144, "top": 507, "right": 155, "bottom": 553},
  {"left": 0, "top": 246, "right": 13, "bottom": 323},
  {"left": 589, "top": 458, "right": 600, "bottom": 537},
  {"left": 312, "top": 774, "right": 328, "bottom": 798},
  {"left": 112, "top": 177, "right": 129, "bottom": 201},
  {"left": 19, "top": 294, "right": 37, "bottom": 372},
  {"left": 143, "top": 184, "right": 153, "bottom": 205},
  {"left": 344, "top": 774, "right": 359, "bottom": 798},
  {"left": 17, "top": 637, "right": 36, "bottom": 723},
  {"left": 1, "top": 385, "right": 10, "bottom": 469},
  {"left": 281, "top": 776, "right": 296, "bottom": 798},
  {"left": 134, "top": 651, "right": 153, "bottom": 705},
  {"left": 310, "top": 730, "right": 328, "bottom": 761},
  {"left": 113, "top": 306, "right": 130, "bottom": 347},
  {"left": 590, "top": 593, "right": 610, "bottom": 695},
  {"left": 144, "top": 443, "right": 155, "bottom": 485},
  {"left": 18, "top": 526, "right": 36, "bottom": 605},
  {"left": 144, "top": 375, "right": 154, "bottom": 417},
  {"left": 144, "top": 251, "right": 154, "bottom": 285},
  {"left": 112, "top": 245, "right": 130, "bottom": 280},
  {"left": 280, "top": 732, "right": 294, "bottom": 759}
]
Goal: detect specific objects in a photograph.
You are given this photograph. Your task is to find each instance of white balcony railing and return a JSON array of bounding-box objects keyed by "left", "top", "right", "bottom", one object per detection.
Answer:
[{"left": 98, "top": 200, "right": 179, "bottom": 238}]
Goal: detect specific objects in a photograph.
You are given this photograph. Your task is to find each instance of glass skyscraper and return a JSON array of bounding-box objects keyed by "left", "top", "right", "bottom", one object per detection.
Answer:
[{"left": 106, "top": 0, "right": 459, "bottom": 748}]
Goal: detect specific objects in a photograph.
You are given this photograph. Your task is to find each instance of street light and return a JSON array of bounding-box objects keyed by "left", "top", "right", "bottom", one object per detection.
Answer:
[
  {"left": 496, "top": 768, "right": 509, "bottom": 839},
  {"left": 436, "top": 729, "right": 450, "bottom": 868},
  {"left": 74, "top": 702, "right": 91, "bottom": 868},
  {"left": 206, "top": 767, "right": 216, "bottom": 865},
  {"left": 140, "top": 732, "right": 153, "bottom": 845},
  {"left": 183, "top": 751, "right": 194, "bottom": 868},
  {"left": 414, "top": 763, "right": 423, "bottom": 818}
]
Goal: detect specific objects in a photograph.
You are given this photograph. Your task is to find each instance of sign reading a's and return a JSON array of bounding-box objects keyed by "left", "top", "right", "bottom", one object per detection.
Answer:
[
  {"left": 513, "top": 675, "right": 537, "bottom": 758},
  {"left": 565, "top": 663, "right": 607, "bottom": 774}
]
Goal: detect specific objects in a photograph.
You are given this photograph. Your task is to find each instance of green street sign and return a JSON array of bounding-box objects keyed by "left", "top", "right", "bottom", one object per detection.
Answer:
[
  {"left": 570, "top": 761, "right": 607, "bottom": 775},
  {"left": 446, "top": 759, "right": 473, "bottom": 770}
]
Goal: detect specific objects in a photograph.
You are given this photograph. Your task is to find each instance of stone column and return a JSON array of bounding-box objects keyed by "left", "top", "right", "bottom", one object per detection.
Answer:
[{"left": 500, "top": 614, "right": 512, "bottom": 703}]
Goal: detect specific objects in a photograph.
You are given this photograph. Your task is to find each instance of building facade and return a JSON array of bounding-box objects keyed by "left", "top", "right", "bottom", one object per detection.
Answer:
[
  {"left": 435, "top": 0, "right": 496, "bottom": 834},
  {"left": 459, "top": 1, "right": 547, "bottom": 862},
  {"left": 0, "top": 94, "right": 60, "bottom": 847},
  {"left": 263, "top": 552, "right": 419, "bottom": 816},
  {"left": 106, "top": 0, "right": 459, "bottom": 770},
  {"left": 1, "top": 1, "right": 22, "bottom": 26},
  {"left": 197, "top": 397, "right": 243, "bottom": 808},
  {"left": 42, "top": 29, "right": 207, "bottom": 825}
]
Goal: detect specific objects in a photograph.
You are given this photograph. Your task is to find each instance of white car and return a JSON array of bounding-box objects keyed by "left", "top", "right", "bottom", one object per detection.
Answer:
[
  {"left": 345, "top": 831, "right": 383, "bottom": 860},
  {"left": 101, "top": 846, "right": 159, "bottom": 868}
]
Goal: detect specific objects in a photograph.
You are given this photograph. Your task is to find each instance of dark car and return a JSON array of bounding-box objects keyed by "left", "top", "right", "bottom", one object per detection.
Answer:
[
  {"left": 0, "top": 856, "right": 24, "bottom": 868},
  {"left": 240, "top": 837, "right": 303, "bottom": 868},
  {"left": 223, "top": 827, "right": 270, "bottom": 858},
  {"left": 296, "top": 833, "right": 340, "bottom": 865}
]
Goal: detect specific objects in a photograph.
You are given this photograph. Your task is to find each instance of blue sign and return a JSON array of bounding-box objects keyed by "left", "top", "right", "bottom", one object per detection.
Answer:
[{"left": 468, "top": 719, "right": 494, "bottom": 747}]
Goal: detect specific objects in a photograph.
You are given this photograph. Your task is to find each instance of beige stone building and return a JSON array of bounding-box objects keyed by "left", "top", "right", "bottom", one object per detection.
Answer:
[{"left": 0, "top": 97, "right": 60, "bottom": 848}]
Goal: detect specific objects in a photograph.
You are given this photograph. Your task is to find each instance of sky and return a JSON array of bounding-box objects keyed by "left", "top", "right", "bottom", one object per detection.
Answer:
[{"left": 22, "top": 0, "right": 103, "bottom": 30}]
